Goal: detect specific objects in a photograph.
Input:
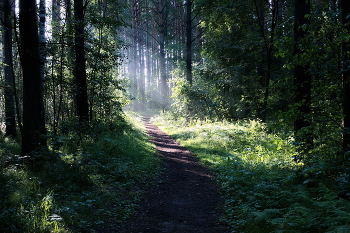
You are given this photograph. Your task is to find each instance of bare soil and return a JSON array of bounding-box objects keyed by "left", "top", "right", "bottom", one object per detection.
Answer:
[{"left": 120, "top": 116, "right": 228, "bottom": 233}]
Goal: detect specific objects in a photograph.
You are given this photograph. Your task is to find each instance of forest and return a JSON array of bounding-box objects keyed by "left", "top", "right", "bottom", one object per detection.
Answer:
[{"left": 1, "top": 0, "right": 350, "bottom": 232}]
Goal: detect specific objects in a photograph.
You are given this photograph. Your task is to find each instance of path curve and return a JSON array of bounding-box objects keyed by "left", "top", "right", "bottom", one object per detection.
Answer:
[{"left": 121, "top": 116, "right": 227, "bottom": 233}]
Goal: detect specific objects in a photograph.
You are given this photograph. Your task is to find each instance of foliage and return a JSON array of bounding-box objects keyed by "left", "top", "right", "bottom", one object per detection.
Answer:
[
  {"left": 0, "top": 113, "right": 160, "bottom": 232},
  {"left": 170, "top": 65, "right": 224, "bottom": 120},
  {"left": 166, "top": 0, "right": 350, "bottom": 168},
  {"left": 45, "top": 0, "right": 128, "bottom": 126},
  {"left": 152, "top": 114, "right": 350, "bottom": 233},
  {"left": 167, "top": 0, "right": 295, "bottom": 121}
]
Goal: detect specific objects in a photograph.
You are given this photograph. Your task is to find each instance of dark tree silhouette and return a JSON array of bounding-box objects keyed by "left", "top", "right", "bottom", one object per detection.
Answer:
[
  {"left": 293, "top": 0, "right": 313, "bottom": 155},
  {"left": 2, "top": 0, "right": 17, "bottom": 137},
  {"left": 19, "top": 0, "right": 47, "bottom": 156},
  {"left": 341, "top": 0, "right": 350, "bottom": 153},
  {"left": 74, "top": 0, "right": 89, "bottom": 121},
  {"left": 185, "top": 0, "right": 193, "bottom": 85}
]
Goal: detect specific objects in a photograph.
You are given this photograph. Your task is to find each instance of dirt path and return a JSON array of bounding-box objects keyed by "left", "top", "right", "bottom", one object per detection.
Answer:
[{"left": 120, "top": 116, "right": 227, "bottom": 233}]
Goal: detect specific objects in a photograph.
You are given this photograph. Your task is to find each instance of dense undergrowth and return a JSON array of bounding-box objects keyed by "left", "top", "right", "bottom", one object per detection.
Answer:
[
  {"left": 152, "top": 114, "right": 350, "bottom": 233},
  {"left": 0, "top": 113, "right": 160, "bottom": 232}
]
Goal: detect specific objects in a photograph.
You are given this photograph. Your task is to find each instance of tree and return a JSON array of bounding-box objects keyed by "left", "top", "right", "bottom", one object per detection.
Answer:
[
  {"left": 341, "top": 0, "right": 350, "bottom": 153},
  {"left": 185, "top": 0, "right": 193, "bottom": 85},
  {"left": 293, "top": 0, "right": 313, "bottom": 156},
  {"left": 2, "top": 0, "right": 17, "bottom": 137},
  {"left": 254, "top": 0, "right": 281, "bottom": 122},
  {"left": 74, "top": 0, "right": 89, "bottom": 121},
  {"left": 157, "top": 0, "right": 168, "bottom": 109},
  {"left": 39, "top": 0, "right": 46, "bottom": 93},
  {"left": 19, "top": 0, "right": 47, "bottom": 156},
  {"left": 129, "top": 0, "right": 139, "bottom": 111}
]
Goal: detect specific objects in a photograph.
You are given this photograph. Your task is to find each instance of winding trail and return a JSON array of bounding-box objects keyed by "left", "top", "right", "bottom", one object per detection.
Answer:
[{"left": 121, "top": 116, "right": 227, "bottom": 233}]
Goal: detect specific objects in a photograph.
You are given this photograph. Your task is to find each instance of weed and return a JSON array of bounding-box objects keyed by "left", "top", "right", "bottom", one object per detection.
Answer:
[
  {"left": 0, "top": 113, "right": 160, "bottom": 232},
  {"left": 152, "top": 114, "right": 350, "bottom": 233}
]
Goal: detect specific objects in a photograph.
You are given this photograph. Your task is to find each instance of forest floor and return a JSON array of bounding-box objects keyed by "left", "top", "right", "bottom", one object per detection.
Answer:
[{"left": 119, "top": 116, "right": 228, "bottom": 233}]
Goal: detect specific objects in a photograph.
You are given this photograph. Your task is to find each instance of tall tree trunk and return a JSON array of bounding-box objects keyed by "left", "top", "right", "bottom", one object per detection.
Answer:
[
  {"left": 138, "top": 0, "right": 146, "bottom": 111},
  {"left": 39, "top": 0, "right": 46, "bottom": 112},
  {"left": 19, "top": 0, "right": 47, "bottom": 156},
  {"left": 185, "top": 0, "right": 192, "bottom": 85},
  {"left": 140, "top": 44, "right": 146, "bottom": 111},
  {"left": 255, "top": 0, "right": 278, "bottom": 122},
  {"left": 65, "top": 0, "right": 74, "bottom": 83},
  {"left": 255, "top": 0, "right": 267, "bottom": 121},
  {"left": 130, "top": 0, "right": 138, "bottom": 111},
  {"left": 151, "top": 23, "right": 157, "bottom": 101},
  {"left": 158, "top": 0, "right": 168, "bottom": 110},
  {"left": 74, "top": 0, "right": 89, "bottom": 121},
  {"left": 293, "top": 0, "right": 313, "bottom": 157},
  {"left": 146, "top": 9, "right": 151, "bottom": 99},
  {"left": 341, "top": 0, "right": 350, "bottom": 154},
  {"left": 52, "top": 0, "right": 61, "bottom": 36},
  {"left": 51, "top": 0, "right": 62, "bottom": 136},
  {"left": 3, "top": 0, "right": 17, "bottom": 137}
]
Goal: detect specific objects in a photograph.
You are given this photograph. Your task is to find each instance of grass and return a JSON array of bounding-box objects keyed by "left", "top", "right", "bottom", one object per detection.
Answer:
[
  {"left": 0, "top": 112, "right": 160, "bottom": 232},
  {"left": 152, "top": 114, "right": 350, "bottom": 233}
]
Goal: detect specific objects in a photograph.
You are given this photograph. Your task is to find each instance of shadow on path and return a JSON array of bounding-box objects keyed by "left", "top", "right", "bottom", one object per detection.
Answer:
[{"left": 121, "top": 116, "right": 227, "bottom": 233}]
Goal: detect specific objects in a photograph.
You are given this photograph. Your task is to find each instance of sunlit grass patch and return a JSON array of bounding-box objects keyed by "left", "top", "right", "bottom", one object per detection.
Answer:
[
  {"left": 152, "top": 114, "right": 350, "bottom": 233},
  {"left": 152, "top": 115, "right": 294, "bottom": 166}
]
